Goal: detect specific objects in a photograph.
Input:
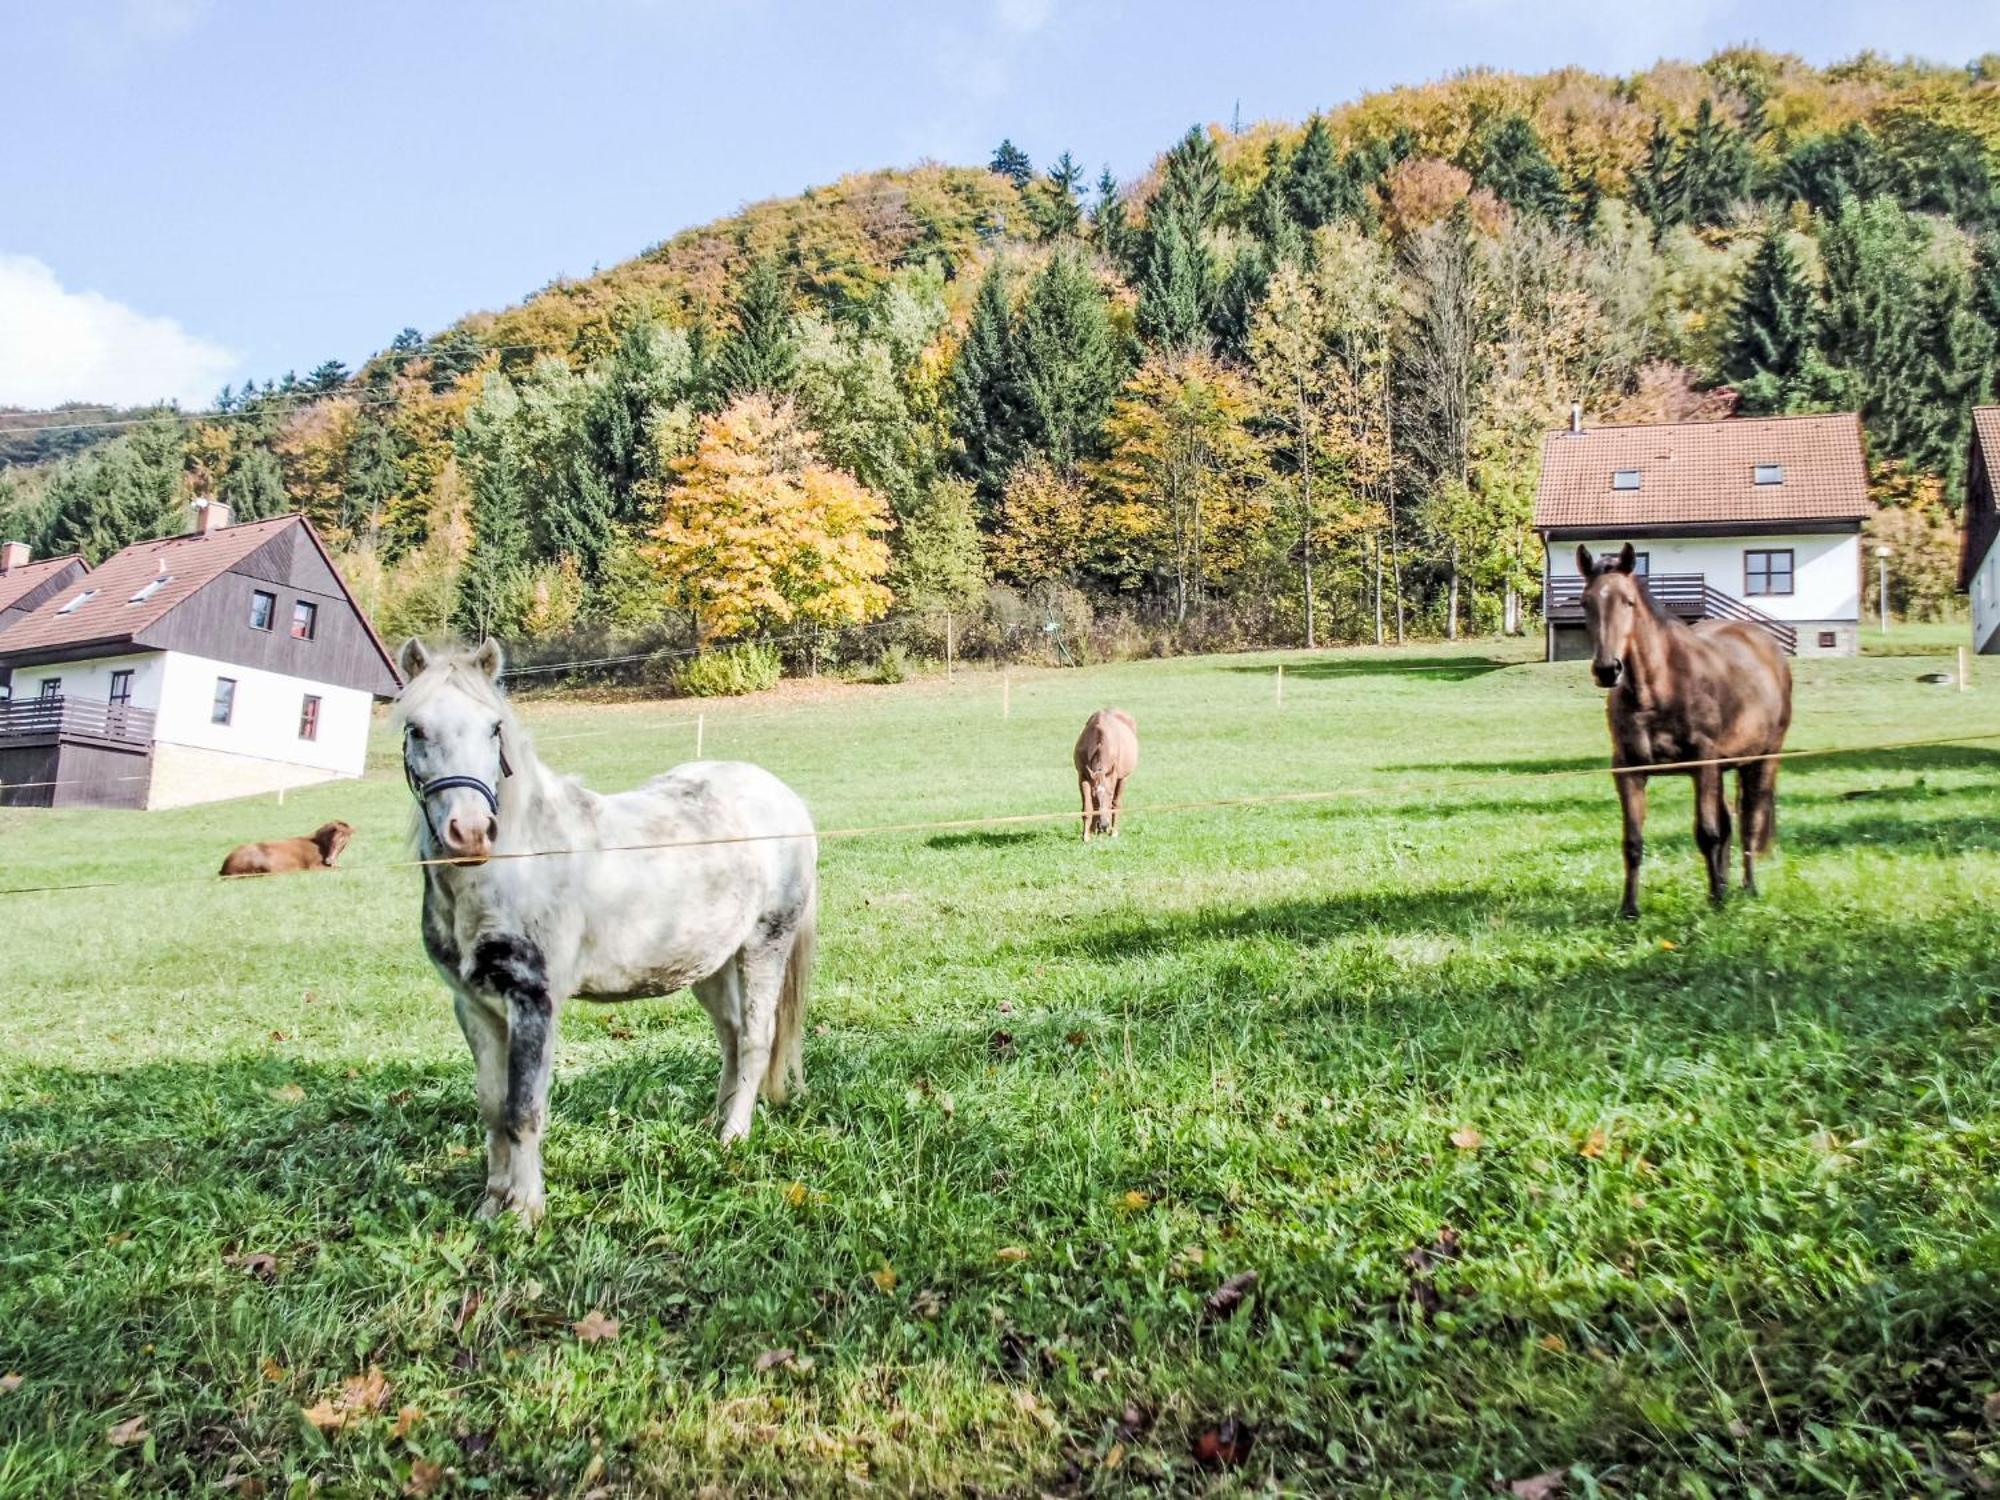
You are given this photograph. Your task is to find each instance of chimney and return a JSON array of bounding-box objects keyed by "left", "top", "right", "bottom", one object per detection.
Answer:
[
  {"left": 0, "top": 541, "right": 27, "bottom": 574},
  {"left": 1570, "top": 402, "right": 1583, "bottom": 434},
  {"left": 190, "top": 497, "right": 233, "bottom": 536}
]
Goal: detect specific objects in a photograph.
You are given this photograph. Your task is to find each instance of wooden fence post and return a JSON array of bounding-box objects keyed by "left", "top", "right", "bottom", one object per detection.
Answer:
[
  {"left": 1276, "top": 663, "right": 1284, "bottom": 707},
  {"left": 1961, "top": 645, "right": 1970, "bottom": 693},
  {"left": 696, "top": 713, "right": 705, "bottom": 758},
  {"left": 1002, "top": 672, "right": 1010, "bottom": 719},
  {"left": 946, "top": 611, "right": 954, "bottom": 682}
]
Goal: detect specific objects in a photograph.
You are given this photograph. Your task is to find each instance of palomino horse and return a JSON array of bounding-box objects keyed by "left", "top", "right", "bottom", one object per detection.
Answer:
[
  {"left": 396, "top": 638, "right": 817, "bottom": 1224},
  {"left": 1073, "top": 708, "right": 1138, "bottom": 841},
  {"left": 1577, "top": 544, "right": 1792, "bottom": 918}
]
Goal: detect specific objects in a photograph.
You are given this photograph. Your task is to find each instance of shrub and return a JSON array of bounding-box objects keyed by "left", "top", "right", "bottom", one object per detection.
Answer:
[
  {"left": 872, "top": 643, "right": 913, "bottom": 684},
  {"left": 672, "top": 643, "right": 782, "bottom": 698}
]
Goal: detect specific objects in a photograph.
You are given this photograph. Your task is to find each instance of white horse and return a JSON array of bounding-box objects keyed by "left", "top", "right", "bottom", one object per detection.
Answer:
[{"left": 395, "top": 638, "right": 818, "bottom": 1224}]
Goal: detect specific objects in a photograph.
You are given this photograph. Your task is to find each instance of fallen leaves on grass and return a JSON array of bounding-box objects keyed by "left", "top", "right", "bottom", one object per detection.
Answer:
[
  {"left": 391, "top": 1405, "right": 423, "bottom": 1439},
  {"left": 571, "top": 1310, "right": 620, "bottom": 1344},
  {"left": 987, "top": 1030, "right": 1016, "bottom": 1060},
  {"left": 871, "top": 1264, "right": 899, "bottom": 1294},
  {"left": 1538, "top": 1333, "right": 1566, "bottom": 1352},
  {"left": 1119, "top": 1190, "right": 1151, "bottom": 1212},
  {"left": 995, "top": 1245, "right": 1030, "bottom": 1263},
  {"left": 911, "top": 1289, "right": 943, "bottom": 1319},
  {"left": 106, "top": 1415, "right": 149, "bottom": 1447},
  {"left": 1505, "top": 1469, "right": 1567, "bottom": 1498},
  {"left": 453, "top": 1288, "right": 482, "bottom": 1333},
  {"left": 1204, "top": 1271, "right": 1259, "bottom": 1322},
  {"left": 270, "top": 1083, "right": 306, "bottom": 1104},
  {"left": 753, "top": 1348, "right": 795, "bottom": 1373},
  {"left": 301, "top": 1368, "right": 392, "bottom": 1432},
  {"left": 1192, "top": 1416, "right": 1253, "bottom": 1467},
  {"left": 1578, "top": 1130, "right": 1607, "bottom": 1160},
  {"left": 0, "top": 1373, "right": 21, "bottom": 1394},
  {"left": 404, "top": 1458, "right": 446, "bottom": 1496},
  {"left": 1985, "top": 1390, "right": 2000, "bottom": 1426},
  {"left": 259, "top": 1358, "right": 287, "bottom": 1382},
  {"left": 227, "top": 1251, "right": 278, "bottom": 1280},
  {"left": 1450, "top": 1127, "right": 1484, "bottom": 1152}
]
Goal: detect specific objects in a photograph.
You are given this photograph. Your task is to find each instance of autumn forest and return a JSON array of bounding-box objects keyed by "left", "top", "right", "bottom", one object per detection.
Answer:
[{"left": 4, "top": 48, "right": 1999, "bottom": 674}]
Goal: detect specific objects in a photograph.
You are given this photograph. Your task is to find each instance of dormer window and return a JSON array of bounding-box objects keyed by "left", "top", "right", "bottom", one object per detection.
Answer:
[
  {"left": 127, "top": 575, "right": 172, "bottom": 604},
  {"left": 1753, "top": 463, "right": 1784, "bottom": 485},
  {"left": 55, "top": 589, "right": 97, "bottom": 614},
  {"left": 1612, "top": 469, "right": 1641, "bottom": 491}
]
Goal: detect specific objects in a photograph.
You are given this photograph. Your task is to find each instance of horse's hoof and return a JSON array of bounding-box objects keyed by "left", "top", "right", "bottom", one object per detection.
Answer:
[
  {"left": 511, "top": 1194, "right": 546, "bottom": 1228},
  {"left": 475, "top": 1190, "right": 510, "bottom": 1220},
  {"left": 1618, "top": 906, "right": 1639, "bottom": 922}
]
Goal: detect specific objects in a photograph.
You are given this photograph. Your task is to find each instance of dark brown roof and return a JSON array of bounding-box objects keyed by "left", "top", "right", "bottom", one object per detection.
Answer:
[
  {"left": 1534, "top": 412, "right": 1870, "bottom": 533},
  {"left": 0, "top": 516, "right": 299, "bottom": 655},
  {"left": 0, "top": 515, "right": 401, "bottom": 696},
  {"left": 0, "top": 553, "right": 87, "bottom": 614},
  {"left": 1959, "top": 406, "right": 2000, "bottom": 588}
]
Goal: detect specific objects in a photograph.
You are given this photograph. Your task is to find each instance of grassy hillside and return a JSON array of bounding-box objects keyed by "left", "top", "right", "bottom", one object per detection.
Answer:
[{"left": 3, "top": 637, "right": 1998, "bottom": 1492}]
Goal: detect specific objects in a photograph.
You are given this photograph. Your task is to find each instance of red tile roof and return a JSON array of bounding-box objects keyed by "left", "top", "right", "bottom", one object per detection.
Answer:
[
  {"left": 0, "top": 553, "right": 86, "bottom": 614},
  {"left": 0, "top": 515, "right": 300, "bottom": 655},
  {"left": 1534, "top": 412, "right": 1870, "bottom": 533}
]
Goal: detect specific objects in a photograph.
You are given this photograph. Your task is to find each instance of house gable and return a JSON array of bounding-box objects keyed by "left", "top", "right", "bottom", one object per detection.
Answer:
[{"left": 1959, "top": 407, "right": 2000, "bottom": 590}]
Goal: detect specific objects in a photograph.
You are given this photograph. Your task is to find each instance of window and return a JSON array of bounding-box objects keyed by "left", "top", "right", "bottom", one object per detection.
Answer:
[
  {"left": 1754, "top": 463, "right": 1785, "bottom": 486},
  {"left": 38, "top": 678, "right": 60, "bottom": 700},
  {"left": 1630, "top": 552, "right": 1651, "bottom": 577},
  {"left": 1744, "top": 548, "right": 1794, "bottom": 596},
  {"left": 1818, "top": 631, "right": 1837, "bottom": 650},
  {"left": 248, "top": 590, "right": 276, "bottom": 631},
  {"left": 298, "top": 694, "right": 321, "bottom": 742},
  {"left": 290, "top": 600, "right": 318, "bottom": 640},
  {"left": 127, "top": 575, "right": 172, "bottom": 604},
  {"left": 1612, "top": 469, "right": 1642, "bottom": 491},
  {"left": 108, "top": 670, "right": 133, "bottom": 706},
  {"left": 211, "top": 676, "right": 236, "bottom": 726},
  {"left": 55, "top": 588, "right": 97, "bottom": 614}
]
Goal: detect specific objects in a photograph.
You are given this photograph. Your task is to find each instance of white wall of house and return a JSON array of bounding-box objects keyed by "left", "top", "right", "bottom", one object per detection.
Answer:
[
  {"left": 8, "top": 651, "right": 163, "bottom": 708},
  {"left": 153, "top": 649, "right": 371, "bottom": 776},
  {"left": 1550, "top": 532, "right": 1862, "bottom": 622},
  {"left": 1972, "top": 538, "right": 2000, "bottom": 653}
]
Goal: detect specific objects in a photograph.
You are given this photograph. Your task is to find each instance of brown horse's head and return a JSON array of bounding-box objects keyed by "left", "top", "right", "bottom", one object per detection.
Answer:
[
  {"left": 312, "top": 820, "right": 355, "bottom": 866},
  {"left": 1576, "top": 543, "right": 1643, "bottom": 689}
]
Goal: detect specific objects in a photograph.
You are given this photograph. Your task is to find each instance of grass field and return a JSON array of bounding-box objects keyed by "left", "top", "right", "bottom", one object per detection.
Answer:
[{"left": 3, "top": 628, "right": 1999, "bottom": 1496}]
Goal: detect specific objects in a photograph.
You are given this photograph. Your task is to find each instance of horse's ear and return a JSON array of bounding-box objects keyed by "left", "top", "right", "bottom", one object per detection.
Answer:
[
  {"left": 1575, "top": 544, "right": 1596, "bottom": 578},
  {"left": 472, "top": 637, "right": 505, "bottom": 682},
  {"left": 398, "top": 638, "right": 430, "bottom": 680},
  {"left": 1616, "top": 542, "right": 1637, "bottom": 575}
]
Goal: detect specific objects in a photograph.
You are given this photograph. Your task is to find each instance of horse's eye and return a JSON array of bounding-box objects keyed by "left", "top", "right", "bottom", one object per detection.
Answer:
[{"left": 406, "top": 727, "right": 425, "bottom": 743}]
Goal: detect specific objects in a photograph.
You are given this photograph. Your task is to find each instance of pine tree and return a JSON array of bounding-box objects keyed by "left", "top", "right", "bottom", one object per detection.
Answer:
[
  {"left": 892, "top": 477, "right": 986, "bottom": 613},
  {"left": 1472, "top": 114, "right": 1568, "bottom": 220},
  {"left": 1974, "top": 234, "right": 2000, "bottom": 400},
  {"left": 1249, "top": 141, "right": 1305, "bottom": 263},
  {"left": 1158, "top": 125, "right": 1224, "bottom": 231},
  {"left": 306, "top": 359, "right": 350, "bottom": 393},
  {"left": 949, "top": 262, "right": 1028, "bottom": 503},
  {"left": 1015, "top": 244, "right": 1126, "bottom": 467},
  {"left": 989, "top": 139, "right": 1034, "bottom": 189},
  {"left": 342, "top": 415, "right": 404, "bottom": 544},
  {"left": 1632, "top": 118, "right": 1682, "bottom": 231},
  {"left": 453, "top": 376, "right": 533, "bottom": 637},
  {"left": 1030, "top": 151, "right": 1086, "bottom": 238},
  {"left": 1091, "top": 167, "right": 1136, "bottom": 272},
  {"left": 1721, "top": 230, "right": 1821, "bottom": 412},
  {"left": 1137, "top": 128, "right": 1223, "bottom": 353},
  {"left": 1777, "top": 124, "right": 1887, "bottom": 214},
  {"left": 220, "top": 445, "right": 287, "bottom": 521},
  {"left": 709, "top": 258, "right": 799, "bottom": 400},
  {"left": 1285, "top": 116, "right": 1344, "bottom": 230},
  {"left": 1669, "top": 100, "right": 1754, "bottom": 227}
]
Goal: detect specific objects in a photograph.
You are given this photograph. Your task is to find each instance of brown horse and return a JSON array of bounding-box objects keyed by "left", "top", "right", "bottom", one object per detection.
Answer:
[
  {"left": 1577, "top": 544, "right": 1792, "bottom": 917},
  {"left": 220, "top": 820, "right": 354, "bottom": 877},
  {"left": 1074, "top": 709, "right": 1138, "bottom": 842}
]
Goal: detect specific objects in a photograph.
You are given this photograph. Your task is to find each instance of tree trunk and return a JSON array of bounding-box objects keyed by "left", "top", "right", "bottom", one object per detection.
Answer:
[
  {"left": 1299, "top": 384, "right": 1315, "bottom": 651},
  {"left": 1388, "top": 491, "right": 1407, "bottom": 645},
  {"left": 1372, "top": 531, "right": 1384, "bottom": 646},
  {"left": 1504, "top": 582, "right": 1520, "bottom": 636},
  {"left": 1447, "top": 544, "right": 1461, "bottom": 641}
]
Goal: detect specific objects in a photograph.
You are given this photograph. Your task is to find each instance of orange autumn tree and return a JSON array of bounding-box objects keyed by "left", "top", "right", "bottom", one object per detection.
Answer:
[{"left": 643, "top": 395, "right": 893, "bottom": 644}]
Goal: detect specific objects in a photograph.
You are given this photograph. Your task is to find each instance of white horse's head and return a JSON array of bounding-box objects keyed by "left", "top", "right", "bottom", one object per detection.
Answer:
[{"left": 395, "top": 638, "right": 516, "bottom": 863}]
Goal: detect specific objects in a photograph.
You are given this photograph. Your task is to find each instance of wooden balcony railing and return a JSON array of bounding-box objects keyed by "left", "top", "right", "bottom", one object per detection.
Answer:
[
  {"left": 1544, "top": 573, "right": 1799, "bottom": 655},
  {"left": 0, "top": 695, "right": 156, "bottom": 745}
]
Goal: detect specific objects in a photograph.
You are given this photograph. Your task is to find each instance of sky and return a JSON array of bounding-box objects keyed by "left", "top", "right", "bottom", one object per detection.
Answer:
[{"left": 2, "top": 0, "right": 1993, "bottom": 410}]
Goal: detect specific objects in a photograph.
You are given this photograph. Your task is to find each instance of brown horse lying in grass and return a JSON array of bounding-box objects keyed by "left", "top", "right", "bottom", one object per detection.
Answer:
[
  {"left": 1074, "top": 709, "right": 1138, "bottom": 842},
  {"left": 220, "top": 820, "right": 354, "bottom": 877},
  {"left": 1577, "top": 544, "right": 1792, "bottom": 917}
]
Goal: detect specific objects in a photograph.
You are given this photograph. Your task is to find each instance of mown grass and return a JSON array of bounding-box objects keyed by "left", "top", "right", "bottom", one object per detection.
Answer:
[{"left": 3, "top": 634, "right": 1999, "bottom": 1497}]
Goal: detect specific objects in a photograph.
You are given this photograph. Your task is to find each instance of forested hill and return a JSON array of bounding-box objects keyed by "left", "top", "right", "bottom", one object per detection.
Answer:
[{"left": 5, "top": 48, "right": 1998, "bottom": 658}]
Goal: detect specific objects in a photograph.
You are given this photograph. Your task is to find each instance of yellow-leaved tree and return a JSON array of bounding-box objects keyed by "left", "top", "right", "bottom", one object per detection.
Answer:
[{"left": 643, "top": 395, "right": 893, "bottom": 644}]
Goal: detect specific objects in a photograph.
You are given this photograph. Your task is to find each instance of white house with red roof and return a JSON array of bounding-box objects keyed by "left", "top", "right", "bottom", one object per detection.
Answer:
[
  {"left": 1534, "top": 411, "right": 1872, "bottom": 662},
  {"left": 0, "top": 502, "right": 401, "bottom": 808},
  {"left": 1957, "top": 407, "right": 2000, "bottom": 654}
]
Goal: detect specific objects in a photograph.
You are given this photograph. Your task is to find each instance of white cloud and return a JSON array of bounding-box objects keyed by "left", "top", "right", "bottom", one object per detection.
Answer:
[{"left": 0, "top": 255, "right": 238, "bottom": 410}]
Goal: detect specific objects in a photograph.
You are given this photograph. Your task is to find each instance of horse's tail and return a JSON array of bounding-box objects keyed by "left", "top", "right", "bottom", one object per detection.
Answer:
[{"left": 761, "top": 888, "right": 814, "bottom": 1105}]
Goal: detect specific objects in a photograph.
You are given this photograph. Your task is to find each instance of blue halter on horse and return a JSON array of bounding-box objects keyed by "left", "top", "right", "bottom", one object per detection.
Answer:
[{"left": 404, "top": 731, "right": 512, "bottom": 849}]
